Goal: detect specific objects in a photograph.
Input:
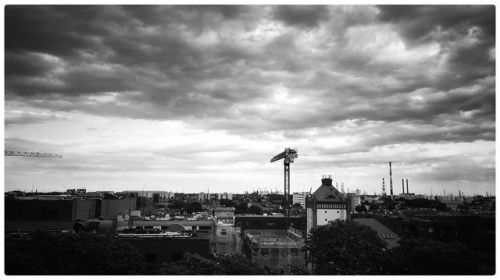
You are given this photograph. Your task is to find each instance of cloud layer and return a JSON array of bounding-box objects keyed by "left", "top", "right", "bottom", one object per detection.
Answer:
[{"left": 5, "top": 5, "right": 495, "bottom": 194}]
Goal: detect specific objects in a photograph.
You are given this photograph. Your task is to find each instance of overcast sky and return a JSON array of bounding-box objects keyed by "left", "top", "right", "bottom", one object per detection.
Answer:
[{"left": 4, "top": 5, "right": 495, "bottom": 195}]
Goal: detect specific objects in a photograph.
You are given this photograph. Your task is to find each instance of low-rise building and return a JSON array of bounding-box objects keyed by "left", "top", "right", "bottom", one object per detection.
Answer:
[
  {"left": 215, "top": 224, "right": 241, "bottom": 256},
  {"left": 243, "top": 229, "right": 304, "bottom": 273},
  {"left": 214, "top": 207, "right": 235, "bottom": 225},
  {"left": 306, "top": 176, "right": 349, "bottom": 234}
]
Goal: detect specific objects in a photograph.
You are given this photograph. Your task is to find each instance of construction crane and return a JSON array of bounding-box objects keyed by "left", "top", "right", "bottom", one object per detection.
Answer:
[
  {"left": 5, "top": 150, "right": 62, "bottom": 158},
  {"left": 270, "top": 148, "right": 298, "bottom": 221}
]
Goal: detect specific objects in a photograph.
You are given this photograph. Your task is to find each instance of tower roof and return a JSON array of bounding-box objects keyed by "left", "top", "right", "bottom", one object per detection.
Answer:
[{"left": 311, "top": 177, "right": 345, "bottom": 202}]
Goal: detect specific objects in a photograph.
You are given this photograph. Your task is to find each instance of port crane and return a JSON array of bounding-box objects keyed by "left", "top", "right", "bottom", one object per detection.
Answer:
[
  {"left": 270, "top": 148, "right": 298, "bottom": 219},
  {"left": 5, "top": 150, "right": 62, "bottom": 158}
]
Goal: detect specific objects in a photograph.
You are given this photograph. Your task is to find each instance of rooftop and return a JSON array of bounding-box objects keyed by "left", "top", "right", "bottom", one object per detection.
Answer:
[
  {"left": 311, "top": 177, "right": 345, "bottom": 202},
  {"left": 352, "top": 218, "right": 401, "bottom": 249}
]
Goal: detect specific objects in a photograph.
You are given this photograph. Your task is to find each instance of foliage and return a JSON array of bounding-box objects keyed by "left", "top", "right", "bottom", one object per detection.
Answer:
[
  {"left": 248, "top": 192, "right": 262, "bottom": 203},
  {"left": 288, "top": 262, "right": 311, "bottom": 275},
  {"left": 219, "top": 199, "right": 235, "bottom": 207},
  {"left": 355, "top": 205, "right": 367, "bottom": 213},
  {"left": 159, "top": 253, "right": 276, "bottom": 275},
  {"left": 185, "top": 201, "right": 202, "bottom": 214},
  {"left": 380, "top": 197, "right": 397, "bottom": 211},
  {"left": 235, "top": 202, "right": 249, "bottom": 214},
  {"left": 392, "top": 238, "right": 495, "bottom": 275},
  {"left": 305, "top": 220, "right": 397, "bottom": 274},
  {"left": 266, "top": 193, "right": 284, "bottom": 204},
  {"left": 170, "top": 200, "right": 185, "bottom": 209},
  {"left": 291, "top": 203, "right": 305, "bottom": 215},
  {"left": 305, "top": 220, "right": 495, "bottom": 275},
  {"left": 5, "top": 231, "right": 153, "bottom": 275},
  {"left": 169, "top": 200, "right": 202, "bottom": 214},
  {"left": 368, "top": 203, "right": 380, "bottom": 211},
  {"left": 248, "top": 204, "right": 263, "bottom": 215},
  {"left": 400, "top": 198, "right": 447, "bottom": 211}
]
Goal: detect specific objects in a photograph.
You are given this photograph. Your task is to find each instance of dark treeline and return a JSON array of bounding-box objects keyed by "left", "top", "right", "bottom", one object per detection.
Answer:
[
  {"left": 305, "top": 220, "right": 495, "bottom": 275},
  {"left": 5, "top": 221, "right": 495, "bottom": 275}
]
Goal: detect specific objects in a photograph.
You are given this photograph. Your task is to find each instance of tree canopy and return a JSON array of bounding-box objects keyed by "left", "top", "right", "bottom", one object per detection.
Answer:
[
  {"left": 159, "top": 253, "right": 277, "bottom": 275},
  {"left": 5, "top": 231, "right": 153, "bottom": 275},
  {"left": 305, "top": 220, "right": 495, "bottom": 275},
  {"left": 305, "top": 220, "right": 396, "bottom": 274},
  {"left": 219, "top": 199, "right": 235, "bottom": 207},
  {"left": 392, "top": 238, "right": 495, "bottom": 275}
]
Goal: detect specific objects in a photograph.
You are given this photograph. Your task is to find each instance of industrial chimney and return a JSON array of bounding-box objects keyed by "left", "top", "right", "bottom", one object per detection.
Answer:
[
  {"left": 389, "top": 162, "right": 393, "bottom": 196},
  {"left": 406, "top": 179, "right": 409, "bottom": 194},
  {"left": 402, "top": 178, "right": 405, "bottom": 194},
  {"left": 382, "top": 178, "right": 386, "bottom": 195}
]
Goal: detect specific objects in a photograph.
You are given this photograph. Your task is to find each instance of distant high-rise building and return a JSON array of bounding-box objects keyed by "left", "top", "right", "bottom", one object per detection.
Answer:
[
  {"left": 292, "top": 192, "right": 307, "bottom": 208},
  {"left": 198, "top": 192, "right": 205, "bottom": 201}
]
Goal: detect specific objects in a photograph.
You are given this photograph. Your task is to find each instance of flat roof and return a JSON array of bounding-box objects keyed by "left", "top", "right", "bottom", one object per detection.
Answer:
[{"left": 133, "top": 220, "right": 214, "bottom": 226}]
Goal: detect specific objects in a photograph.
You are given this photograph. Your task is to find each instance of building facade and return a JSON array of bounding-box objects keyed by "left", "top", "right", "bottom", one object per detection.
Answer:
[
  {"left": 292, "top": 192, "right": 307, "bottom": 208},
  {"left": 243, "top": 229, "right": 304, "bottom": 273},
  {"left": 306, "top": 176, "right": 349, "bottom": 234}
]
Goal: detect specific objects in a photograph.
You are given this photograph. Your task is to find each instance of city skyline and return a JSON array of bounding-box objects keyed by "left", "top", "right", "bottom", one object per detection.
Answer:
[{"left": 5, "top": 5, "right": 495, "bottom": 195}]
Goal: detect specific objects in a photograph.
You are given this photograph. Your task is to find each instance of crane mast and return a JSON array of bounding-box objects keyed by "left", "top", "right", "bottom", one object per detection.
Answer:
[{"left": 270, "top": 148, "right": 298, "bottom": 223}]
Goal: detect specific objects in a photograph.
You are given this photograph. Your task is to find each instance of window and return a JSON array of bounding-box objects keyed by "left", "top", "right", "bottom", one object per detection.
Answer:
[
  {"left": 221, "top": 229, "right": 227, "bottom": 235},
  {"left": 325, "top": 211, "right": 327, "bottom": 213},
  {"left": 337, "top": 211, "right": 339, "bottom": 213},
  {"left": 325, "top": 219, "right": 327, "bottom": 221}
]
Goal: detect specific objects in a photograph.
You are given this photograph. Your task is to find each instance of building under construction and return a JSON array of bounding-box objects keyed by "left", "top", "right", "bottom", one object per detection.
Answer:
[{"left": 243, "top": 229, "right": 304, "bottom": 273}]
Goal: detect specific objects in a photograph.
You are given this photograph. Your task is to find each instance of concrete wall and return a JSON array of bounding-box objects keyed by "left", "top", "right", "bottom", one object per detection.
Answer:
[
  {"left": 316, "top": 209, "right": 346, "bottom": 226},
  {"left": 5, "top": 199, "right": 73, "bottom": 221},
  {"left": 100, "top": 197, "right": 137, "bottom": 219},
  {"left": 306, "top": 208, "right": 314, "bottom": 234},
  {"left": 72, "top": 199, "right": 99, "bottom": 220},
  {"left": 215, "top": 224, "right": 241, "bottom": 256}
]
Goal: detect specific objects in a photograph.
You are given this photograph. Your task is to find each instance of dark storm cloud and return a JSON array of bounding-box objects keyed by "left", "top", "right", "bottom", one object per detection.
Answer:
[
  {"left": 4, "top": 5, "right": 495, "bottom": 149},
  {"left": 377, "top": 5, "right": 495, "bottom": 41},
  {"left": 377, "top": 5, "right": 495, "bottom": 91},
  {"left": 273, "top": 5, "right": 330, "bottom": 28},
  {"left": 5, "top": 5, "right": 268, "bottom": 112}
]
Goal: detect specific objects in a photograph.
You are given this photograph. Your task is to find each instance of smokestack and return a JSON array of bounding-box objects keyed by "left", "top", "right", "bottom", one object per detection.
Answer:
[
  {"left": 389, "top": 162, "right": 393, "bottom": 196},
  {"left": 402, "top": 179, "right": 405, "bottom": 194},
  {"left": 406, "top": 179, "right": 409, "bottom": 194},
  {"left": 382, "top": 178, "right": 385, "bottom": 195}
]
